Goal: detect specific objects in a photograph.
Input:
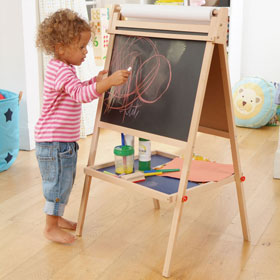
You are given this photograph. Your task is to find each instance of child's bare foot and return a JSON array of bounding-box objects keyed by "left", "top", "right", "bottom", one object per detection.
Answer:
[
  {"left": 44, "top": 214, "right": 76, "bottom": 244},
  {"left": 58, "top": 217, "right": 77, "bottom": 230},
  {"left": 44, "top": 226, "right": 76, "bottom": 244}
]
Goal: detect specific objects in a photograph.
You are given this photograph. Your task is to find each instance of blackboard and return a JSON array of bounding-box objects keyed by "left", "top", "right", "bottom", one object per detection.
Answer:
[{"left": 101, "top": 35, "right": 206, "bottom": 141}]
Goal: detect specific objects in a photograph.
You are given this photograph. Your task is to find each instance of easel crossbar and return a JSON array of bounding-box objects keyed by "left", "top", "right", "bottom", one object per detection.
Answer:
[
  {"left": 198, "top": 126, "right": 230, "bottom": 138},
  {"left": 113, "top": 20, "right": 210, "bottom": 34},
  {"left": 108, "top": 29, "right": 212, "bottom": 42},
  {"left": 99, "top": 122, "right": 188, "bottom": 148}
]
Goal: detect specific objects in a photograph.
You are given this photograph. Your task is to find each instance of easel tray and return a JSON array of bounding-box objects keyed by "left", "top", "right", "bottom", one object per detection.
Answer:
[{"left": 84, "top": 151, "right": 235, "bottom": 203}]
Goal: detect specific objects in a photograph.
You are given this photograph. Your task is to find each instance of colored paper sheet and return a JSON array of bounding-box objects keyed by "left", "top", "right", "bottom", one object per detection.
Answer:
[
  {"left": 156, "top": 157, "right": 234, "bottom": 182},
  {"left": 189, "top": 160, "right": 234, "bottom": 182}
]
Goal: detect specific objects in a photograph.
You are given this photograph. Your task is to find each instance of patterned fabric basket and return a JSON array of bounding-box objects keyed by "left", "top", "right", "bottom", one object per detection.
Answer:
[
  {"left": 0, "top": 89, "right": 20, "bottom": 172},
  {"left": 232, "top": 77, "right": 277, "bottom": 128}
]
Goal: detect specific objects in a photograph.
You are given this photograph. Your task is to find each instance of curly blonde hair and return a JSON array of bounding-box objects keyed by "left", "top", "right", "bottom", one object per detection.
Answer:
[{"left": 36, "top": 9, "right": 92, "bottom": 55}]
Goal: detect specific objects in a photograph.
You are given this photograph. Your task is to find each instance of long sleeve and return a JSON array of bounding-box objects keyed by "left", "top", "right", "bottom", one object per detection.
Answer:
[{"left": 55, "top": 66, "right": 100, "bottom": 103}]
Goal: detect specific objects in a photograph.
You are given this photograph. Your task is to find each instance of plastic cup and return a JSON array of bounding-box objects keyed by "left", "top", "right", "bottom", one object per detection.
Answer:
[{"left": 114, "top": 145, "right": 134, "bottom": 174}]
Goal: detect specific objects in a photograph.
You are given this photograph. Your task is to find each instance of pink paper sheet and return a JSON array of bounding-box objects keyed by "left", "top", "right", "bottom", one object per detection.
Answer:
[{"left": 157, "top": 157, "right": 234, "bottom": 182}]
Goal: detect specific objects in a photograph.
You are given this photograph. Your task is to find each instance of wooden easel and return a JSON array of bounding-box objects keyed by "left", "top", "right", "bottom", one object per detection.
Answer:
[{"left": 76, "top": 5, "right": 250, "bottom": 277}]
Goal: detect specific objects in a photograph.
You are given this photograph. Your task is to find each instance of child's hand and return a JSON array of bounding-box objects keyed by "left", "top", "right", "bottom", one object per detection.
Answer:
[
  {"left": 96, "top": 70, "right": 108, "bottom": 82},
  {"left": 108, "top": 70, "right": 131, "bottom": 86},
  {"left": 96, "top": 69, "right": 131, "bottom": 95}
]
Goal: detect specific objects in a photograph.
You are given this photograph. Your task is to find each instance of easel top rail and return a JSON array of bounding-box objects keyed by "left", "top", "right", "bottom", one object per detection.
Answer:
[{"left": 107, "top": 4, "right": 228, "bottom": 44}]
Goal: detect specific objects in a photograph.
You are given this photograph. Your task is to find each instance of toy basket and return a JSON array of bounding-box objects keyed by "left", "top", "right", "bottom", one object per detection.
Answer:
[{"left": 0, "top": 89, "right": 20, "bottom": 172}]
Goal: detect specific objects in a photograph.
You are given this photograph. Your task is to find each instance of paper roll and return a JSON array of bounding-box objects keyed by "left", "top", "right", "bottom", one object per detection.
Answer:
[{"left": 120, "top": 4, "right": 215, "bottom": 22}]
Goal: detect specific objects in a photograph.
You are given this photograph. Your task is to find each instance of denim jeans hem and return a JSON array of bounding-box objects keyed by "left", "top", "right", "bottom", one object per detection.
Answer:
[{"left": 44, "top": 201, "right": 66, "bottom": 216}]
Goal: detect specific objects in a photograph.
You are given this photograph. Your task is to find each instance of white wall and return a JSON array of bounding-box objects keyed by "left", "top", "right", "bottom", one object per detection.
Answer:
[
  {"left": 0, "top": 0, "right": 40, "bottom": 150},
  {"left": 242, "top": 0, "right": 280, "bottom": 82},
  {"left": 228, "top": 0, "right": 243, "bottom": 86}
]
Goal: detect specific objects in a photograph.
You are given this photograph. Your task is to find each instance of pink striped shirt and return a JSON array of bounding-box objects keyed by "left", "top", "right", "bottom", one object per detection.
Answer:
[{"left": 35, "top": 59, "right": 100, "bottom": 142}]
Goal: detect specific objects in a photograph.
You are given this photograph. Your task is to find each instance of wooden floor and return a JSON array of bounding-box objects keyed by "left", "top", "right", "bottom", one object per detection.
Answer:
[{"left": 1, "top": 126, "right": 280, "bottom": 280}]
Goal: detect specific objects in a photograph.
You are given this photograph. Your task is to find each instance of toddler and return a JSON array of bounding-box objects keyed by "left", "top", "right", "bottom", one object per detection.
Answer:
[{"left": 35, "top": 9, "right": 130, "bottom": 244}]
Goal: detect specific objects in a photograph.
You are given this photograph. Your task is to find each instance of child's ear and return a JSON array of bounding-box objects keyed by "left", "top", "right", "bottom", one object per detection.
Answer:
[{"left": 55, "top": 43, "right": 64, "bottom": 56}]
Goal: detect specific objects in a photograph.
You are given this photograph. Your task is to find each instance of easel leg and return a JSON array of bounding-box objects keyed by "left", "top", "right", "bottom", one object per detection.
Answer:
[
  {"left": 162, "top": 200, "right": 184, "bottom": 277},
  {"left": 229, "top": 126, "right": 250, "bottom": 241},
  {"left": 226, "top": 80, "right": 250, "bottom": 241},
  {"left": 225, "top": 82, "right": 251, "bottom": 241},
  {"left": 153, "top": 198, "right": 160, "bottom": 209},
  {"left": 234, "top": 176, "right": 250, "bottom": 241},
  {"left": 76, "top": 175, "right": 92, "bottom": 237},
  {"left": 217, "top": 43, "right": 250, "bottom": 242}
]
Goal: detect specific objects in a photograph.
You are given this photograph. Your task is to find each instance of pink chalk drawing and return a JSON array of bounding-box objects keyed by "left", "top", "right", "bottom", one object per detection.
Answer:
[{"left": 103, "top": 36, "right": 172, "bottom": 122}]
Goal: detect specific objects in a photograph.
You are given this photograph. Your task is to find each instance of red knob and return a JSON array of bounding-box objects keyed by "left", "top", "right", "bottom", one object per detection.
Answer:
[
  {"left": 240, "top": 176, "right": 246, "bottom": 182},
  {"left": 182, "top": 196, "right": 188, "bottom": 202}
]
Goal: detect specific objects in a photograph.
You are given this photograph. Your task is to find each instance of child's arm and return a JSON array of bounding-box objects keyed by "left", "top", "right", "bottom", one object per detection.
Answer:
[
  {"left": 80, "top": 70, "right": 107, "bottom": 86},
  {"left": 81, "top": 77, "right": 96, "bottom": 86},
  {"left": 55, "top": 67, "right": 130, "bottom": 103},
  {"left": 96, "top": 70, "right": 130, "bottom": 94},
  {"left": 55, "top": 66, "right": 99, "bottom": 102}
]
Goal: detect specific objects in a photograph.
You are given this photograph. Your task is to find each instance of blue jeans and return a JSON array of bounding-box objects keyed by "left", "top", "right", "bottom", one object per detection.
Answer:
[{"left": 35, "top": 142, "right": 79, "bottom": 216}]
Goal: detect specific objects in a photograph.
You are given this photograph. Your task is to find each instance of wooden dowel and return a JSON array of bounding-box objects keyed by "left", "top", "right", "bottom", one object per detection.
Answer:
[{"left": 212, "top": 9, "right": 218, "bottom": 16}]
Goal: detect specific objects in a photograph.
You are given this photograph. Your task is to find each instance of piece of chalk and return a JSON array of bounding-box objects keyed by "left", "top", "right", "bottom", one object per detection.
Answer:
[
  {"left": 127, "top": 67, "right": 132, "bottom": 71},
  {"left": 103, "top": 170, "right": 118, "bottom": 177},
  {"left": 144, "top": 169, "right": 180, "bottom": 173},
  {"left": 144, "top": 170, "right": 162, "bottom": 173},
  {"left": 144, "top": 172, "right": 163, "bottom": 177},
  {"left": 133, "top": 179, "right": 146, "bottom": 183}
]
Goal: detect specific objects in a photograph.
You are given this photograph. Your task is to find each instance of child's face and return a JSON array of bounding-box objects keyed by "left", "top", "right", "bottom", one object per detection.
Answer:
[{"left": 60, "top": 31, "right": 91, "bottom": 66}]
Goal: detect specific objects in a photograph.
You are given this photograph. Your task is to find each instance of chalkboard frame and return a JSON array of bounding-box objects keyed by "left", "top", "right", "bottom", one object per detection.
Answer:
[
  {"left": 100, "top": 34, "right": 206, "bottom": 142},
  {"left": 96, "top": 17, "right": 215, "bottom": 147}
]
